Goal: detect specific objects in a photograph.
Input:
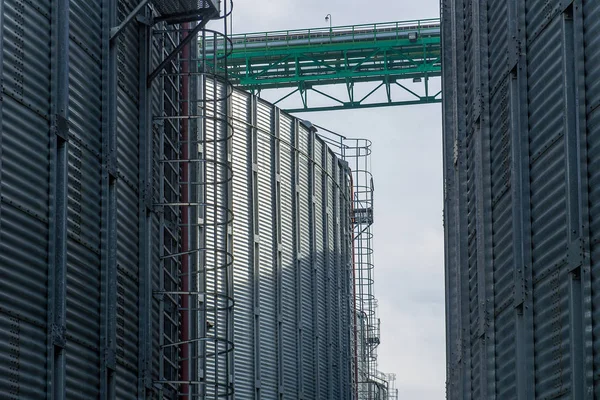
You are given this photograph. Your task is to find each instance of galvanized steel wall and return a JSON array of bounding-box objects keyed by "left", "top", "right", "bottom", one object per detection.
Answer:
[
  {"left": 443, "top": 0, "right": 600, "bottom": 397},
  {"left": 229, "top": 88, "right": 355, "bottom": 399},
  {"left": 0, "top": 2, "right": 355, "bottom": 398},
  {"left": 0, "top": 0, "right": 149, "bottom": 398}
]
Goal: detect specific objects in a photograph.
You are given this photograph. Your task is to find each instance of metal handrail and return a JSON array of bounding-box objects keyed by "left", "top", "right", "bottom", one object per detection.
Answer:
[
  {"left": 202, "top": 18, "right": 441, "bottom": 54},
  {"left": 230, "top": 18, "right": 440, "bottom": 40}
]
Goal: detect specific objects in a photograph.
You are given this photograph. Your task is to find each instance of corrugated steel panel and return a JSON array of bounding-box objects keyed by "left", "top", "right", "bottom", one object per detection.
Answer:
[
  {"left": 0, "top": 1, "right": 354, "bottom": 395},
  {"left": 487, "top": 0, "right": 508, "bottom": 92},
  {"left": 67, "top": 1, "right": 104, "bottom": 397},
  {"left": 0, "top": 0, "right": 52, "bottom": 398},
  {"left": 114, "top": 1, "right": 142, "bottom": 390},
  {"left": 466, "top": 128, "right": 479, "bottom": 399},
  {"left": 3, "top": 0, "right": 52, "bottom": 116},
  {"left": 115, "top": 181, "right": 140, "bottom": 399},
  {"left": 256, "top": 100, "right": 278, "bottom": 399},
  {"left": 327, "top": 152, "right": 341, "bottom": 399},
  {"left": 226, "top": 92, "right": 351, "bottom": 398},
  {"left": 150, "top": 20, "right": 167, "bottom": 386},
  {"left": 203, "top": 79, "right": 231, "bottom": 398},
  {"left": 489, "top": 76, "right": 516, "bottom": 398},
  {"left": 231, "top": 89, "right": 255, "bottom": 399},
  {"left": 527, "top": 17, "right": 570, "bottom": 400},
  {"left": 314, "top": 139, "right": 329, "bottom": 400},
  {"left": 586, "top": 0, "right": 600, "bottom": 398},
  {"left": 445, "top": 0, "right": 600, "bottom": 396},
  {"left": 279, "top": 112, "right": 299, "bottom": 397},
  {"left": 298, "top": 124, "right": 316, "bottom": 400}
]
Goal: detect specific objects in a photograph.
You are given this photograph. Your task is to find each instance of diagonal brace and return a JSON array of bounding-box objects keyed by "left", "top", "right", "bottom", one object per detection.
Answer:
[
  {"left": 148, "top": 19, "right": 210, "bottom": 85},
  {"left": 110, "top": 0, "right": 150, "bottom": 42}
]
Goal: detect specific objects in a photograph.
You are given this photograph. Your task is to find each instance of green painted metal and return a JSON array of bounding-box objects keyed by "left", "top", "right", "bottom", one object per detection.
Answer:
[{"left": 204, "top": 18, "right": 441, "bottom": 112}]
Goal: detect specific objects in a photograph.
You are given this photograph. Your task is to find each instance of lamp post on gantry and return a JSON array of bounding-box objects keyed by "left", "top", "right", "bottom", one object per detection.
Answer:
[{"left": 325, "top": 13, "right": 332, "bottom": 33}]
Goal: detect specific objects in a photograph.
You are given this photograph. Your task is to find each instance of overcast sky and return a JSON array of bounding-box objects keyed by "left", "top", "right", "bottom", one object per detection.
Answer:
[{"left": 223, "top": 2, "right": 444, "bottom": 398}]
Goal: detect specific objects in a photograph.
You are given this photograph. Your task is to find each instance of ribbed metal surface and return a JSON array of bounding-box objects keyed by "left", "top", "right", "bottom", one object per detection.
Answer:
[
  {"left": 527, "top": 17, "right": 570, "bottom": 400},
  {"left": 314, "top": 139, "right": 329, "bottom": 400},
  {"left": 228, "top": 89, "right": 352, "bottom": 399},
  {"left": 231, "top": 89, "right": 254, "bottom": 399},
  {"left": 489, "top": 77, "right": 516, "bottom": 398},
  {"left": 67, "top": 1, "right": 104, "bottom": 397},
  {"left": 0, "top": 0, "right": 149, "bottom": 397},
  {"left": 114, "top": 3, "right": 141, "bottom": 397},
  {"left": 1, "top": 2, "right": 354, "bottom": 397},
  {"left": 298, "top": 124, "right": 316, "bottom": 400},
  {"left": 444, "top": 0, "right": 599, "bottom": 398},
  {"left": 256, "top": 100, "right": 278, "bottom": 398},
  {"left": 586, "top": 1, "right": 600, "bottom": 398},
  {"left": 466, "top": 130, "right": 479, "bottom": 399},
  {"left": 279, "top": 113, "right": 299, "bottom": 397},
  {"left": 0, "top": 0, "right": 51, "bottom": 398},
  {"left": 487, "top": 0, "right": 508, "bottom": 91}
]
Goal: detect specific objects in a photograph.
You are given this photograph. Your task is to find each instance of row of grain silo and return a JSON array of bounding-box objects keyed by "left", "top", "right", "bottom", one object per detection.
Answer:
[{"left": 0, "top": 1, "right": 363, "bottom": 399}]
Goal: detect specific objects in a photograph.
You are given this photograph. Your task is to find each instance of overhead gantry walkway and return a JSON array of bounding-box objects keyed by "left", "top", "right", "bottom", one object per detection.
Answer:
[{"left": 205, "top": 18, "right": 441, "bottom": 112}]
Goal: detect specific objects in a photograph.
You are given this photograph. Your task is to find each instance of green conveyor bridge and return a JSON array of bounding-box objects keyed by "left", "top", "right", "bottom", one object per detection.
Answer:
[{"left": 205, "top": 18, "right": 441, "bottom": 112}]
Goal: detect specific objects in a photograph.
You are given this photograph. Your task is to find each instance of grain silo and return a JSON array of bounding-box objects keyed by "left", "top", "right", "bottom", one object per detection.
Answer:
[
  {"left": 0, "top": 1, "right": 362, "bottom": 399},
  {"left": 442, "top": 0, "right": 600, "bottom": 397}
]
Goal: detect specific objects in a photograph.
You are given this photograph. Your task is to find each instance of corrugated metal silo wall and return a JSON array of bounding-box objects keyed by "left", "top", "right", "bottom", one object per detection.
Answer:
[
  {"left": 0, "top": 0, "right": 148, "bottom": 398},
  {"left": 443, "top": 0, "right": 600, "bottom": 398},
  {"left": 0, "top": 2, "right": 354, "bottom": 397},
  {"left": 229, "top": 88, "right": 355, "bottom": 399}
]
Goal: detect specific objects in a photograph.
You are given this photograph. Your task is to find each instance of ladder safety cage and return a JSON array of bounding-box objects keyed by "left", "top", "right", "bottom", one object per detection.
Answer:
[{"left": 148, "top": 1, "right": 235, "bottom": 398}]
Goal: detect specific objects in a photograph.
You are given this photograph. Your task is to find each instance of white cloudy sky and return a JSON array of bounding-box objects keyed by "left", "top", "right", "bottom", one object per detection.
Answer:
[{"left": 220, "top": 1, "right": 445, "bottom": 398}]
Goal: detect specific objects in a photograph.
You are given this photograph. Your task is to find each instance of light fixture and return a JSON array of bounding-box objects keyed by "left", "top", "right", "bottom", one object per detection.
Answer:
[
  {"left": 325, "top": 13, "right": 332, "bottom": 30},
  {"left": 408, "top": 32, "right": 418, "bottom": 42},
  {"left": 413, "top": 77, "right": 422, "bottom": 83}
]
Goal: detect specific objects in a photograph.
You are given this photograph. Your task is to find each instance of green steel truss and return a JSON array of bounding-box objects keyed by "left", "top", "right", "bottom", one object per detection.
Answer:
[{"left": 205, "top": 18, "right": 441, "bottom": 112}]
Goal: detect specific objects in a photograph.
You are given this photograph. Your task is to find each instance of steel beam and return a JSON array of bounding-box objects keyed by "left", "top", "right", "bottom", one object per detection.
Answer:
[
  {"left": 562, "top": 4, "right": 591, "bottom": 398},
  {"left": 137, "top": 7, "right": 154, "bottom": 397},
  {"left": 308, "top": 128, "right": 320, "bottom": 398},
  {"left": 273, "top": 108, "right": 285, "bottom": 397},
  {"left": 101, "top": 0, "right": 119, "bottom": 397},
  {"left": 249, "top": 96, "right": 262, "bottom": 397},
  {"left": 47, "top": 0, "right": 69, "bottom": 397},
  {"left": 0, "top": 0, "right": 4, "bottom": 283},
  {"left": 509, "top": 0, "right": 534, "bottom": 397},
  {"left": 293, "top": 120, "right": 305, "bottom": 399},
  {"left": 284, "top": 97, "right": 441, "bottom": 113},
  {"left": 148, "top": 19, "right": 210, "bottom": 85},
  {"left": 109, "top": 0, "right": 149, "bottom": 42}
]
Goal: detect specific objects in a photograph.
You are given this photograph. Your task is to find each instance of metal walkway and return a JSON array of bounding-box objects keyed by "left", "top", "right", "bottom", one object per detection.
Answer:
[{"left": 205, "top": 18, "right": 441, "bottom": 112}]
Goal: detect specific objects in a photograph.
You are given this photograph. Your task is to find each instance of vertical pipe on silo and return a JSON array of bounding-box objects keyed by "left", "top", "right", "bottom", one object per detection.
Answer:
[
  {"left": 47, "top": 0, "right": 69, "bottom": 397},
  {"left": 293, "top": 119, "right": 305, "bottom": 398},
  {"left": 473, "top": 0, "right": 495, "bottom": 396},
  {"left": 323, "top": 144, "right": 334, "bottom": 400},
  {"left": 561, "top": 4, "right": 592, "bottom": 397},
  {"left": 138, "top": 4, "right": 153, "bottom": 395},
  {"left": 507, "top": 0, "right": 534, "bottom": 397},
  {"left": 273, "top": 109, "right": 285, "bottom": 398},
  {"left": 510, "top": 67, "right": 534, "bottom": 398},
  {"left": 308, "top": 128, "right": 321, "bottom": 398},
  {"left": 101, "top": 0, "right": 119, "bottom": 397},
  {"left": 180, "top": 21, "right": 192, "bottom": 400},
  {"left": 249, "top": 95, "right": 262, "bottom": 398}
]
